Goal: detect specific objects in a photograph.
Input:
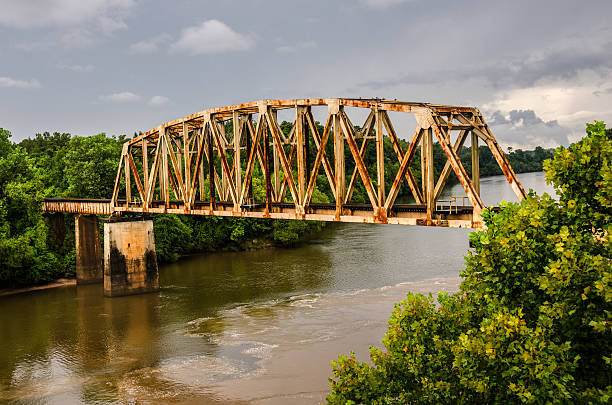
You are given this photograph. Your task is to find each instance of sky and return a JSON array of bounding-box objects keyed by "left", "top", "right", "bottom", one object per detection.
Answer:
[{"left": 0, "top": 0, "right": 611, "bottom": 150}]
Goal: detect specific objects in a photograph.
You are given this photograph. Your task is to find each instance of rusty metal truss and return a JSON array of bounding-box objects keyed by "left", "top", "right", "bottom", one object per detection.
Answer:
[{"left": 44, "top": 98, "right": 527, "bottom": 229}]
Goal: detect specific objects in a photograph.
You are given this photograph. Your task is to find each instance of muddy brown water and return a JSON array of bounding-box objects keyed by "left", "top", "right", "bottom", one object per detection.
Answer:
[{"left": 0, "top": 172, "right": 554, "bottom": 404}]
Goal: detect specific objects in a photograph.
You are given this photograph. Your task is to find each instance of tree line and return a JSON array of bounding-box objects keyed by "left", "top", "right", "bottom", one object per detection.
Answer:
[{"left": 0, "top": 124, "right": 553, "bottom": 288}]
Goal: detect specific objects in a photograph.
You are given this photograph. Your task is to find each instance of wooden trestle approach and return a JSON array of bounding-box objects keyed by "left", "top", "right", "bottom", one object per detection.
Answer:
[{"left": 43, "top": 98, "right": 527, "bottom": 230}]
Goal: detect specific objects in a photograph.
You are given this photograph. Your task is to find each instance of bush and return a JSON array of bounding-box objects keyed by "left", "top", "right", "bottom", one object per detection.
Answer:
[
  {"left": 327, "top": 122, "right": 611, "bottom": 404},
  {"left": 153, "top": 215, "right": 193, "bottom": 262}
]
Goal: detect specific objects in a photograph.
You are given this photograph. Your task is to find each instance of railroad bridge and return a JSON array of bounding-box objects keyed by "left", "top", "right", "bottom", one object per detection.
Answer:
[{"left": 42, "top": 98, "right": 526, "bottom": 297}]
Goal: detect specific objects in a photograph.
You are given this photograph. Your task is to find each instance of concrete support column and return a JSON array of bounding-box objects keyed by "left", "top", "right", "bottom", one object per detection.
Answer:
[
  {"left": 103, "top": 218, "right": 159, "bottom": 297},
  {"left": 75, "top": 214, "right": 102, "bottom": 284}
]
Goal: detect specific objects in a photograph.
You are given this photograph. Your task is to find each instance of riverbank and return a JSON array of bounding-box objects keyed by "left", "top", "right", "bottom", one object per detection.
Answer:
[
  {"left": 0, "top": 228, "right": 321, "bottom": 296},
  {"left": 0, "top": 277, "right": 76, "bottom": 297}
]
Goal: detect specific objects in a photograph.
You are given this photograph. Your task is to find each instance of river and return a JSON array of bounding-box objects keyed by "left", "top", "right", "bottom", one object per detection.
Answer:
[{"left": 0, "top": 172, "right": 555, "bottom": 404}]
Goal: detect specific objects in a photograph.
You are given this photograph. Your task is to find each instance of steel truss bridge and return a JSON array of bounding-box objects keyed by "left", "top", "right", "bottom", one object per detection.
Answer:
[{"left": 43, "top": 98, "right": 526, "bottom": 229}]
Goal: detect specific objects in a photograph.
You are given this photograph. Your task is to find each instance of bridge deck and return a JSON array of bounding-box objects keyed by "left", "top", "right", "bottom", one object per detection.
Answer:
[{"left": 42, "top": 198, "right": 493, "bottom": 228}]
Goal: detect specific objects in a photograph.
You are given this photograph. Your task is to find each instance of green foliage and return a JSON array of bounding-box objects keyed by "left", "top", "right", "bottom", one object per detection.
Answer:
[
  {"left": 544, "top": 121, "right": 611, "bottom": 232},
  {"left": 153, "top": 215, "right": 193, "bottom": 262},
  {"left": 19, "top": 132, "right": 71, "bottom": 195},
  {"left": 328, "top": 122, "right": 611, "bottom": 404},
  {"left": 63, "top": 134, "right": 124, "bottom": 198},
  {"left": 272, "top": 219, "right": 324, "bottom": 246},
  {"left": 0, "top": 129, "right": 63, "bottom": 287}
]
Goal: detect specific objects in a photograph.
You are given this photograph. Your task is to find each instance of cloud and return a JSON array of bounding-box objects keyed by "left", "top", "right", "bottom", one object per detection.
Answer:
[
  {"left": 99, "top": 91, "right": 140, "bottom": 103},
  {"left": 130, "top": 40, "right": 159, "bottom": 54},
  {"left": 129, "top": 34, "right": 172, "bottom": 54},
  {"left": 359, "top": 37, "right": 612, "bottom": 92},
  {"left": 484, "top": 73, "right": 612, "bottom": 143},
  {"left": 594, "top": 87, "right": 612, "bottom": 97},
  {"left": 57, "top": 64, "right": 95, "bottom": 72},
  {"left": 149, "top": 95, "right": 169, "bottom": 106},
  {"left": 0, "top": 0, "right": 134, "bottom": 31},
  {"left": 59, "top": 28, "right": 97, "bottom": 48},
  {"left": 276, "top": 40, "right": 317, "bottom": 53},
  {"left": 361, "top": 0, "right": 415, "bottom": 8},
  {"left": 0, "top": 76, "right": 40, "bottom": 88},
  {"left": 171, "top": 20, "right": 252, "bottom": 55},
  {"left": 486, "top": 109, "right": 571, "bottom": 149}
]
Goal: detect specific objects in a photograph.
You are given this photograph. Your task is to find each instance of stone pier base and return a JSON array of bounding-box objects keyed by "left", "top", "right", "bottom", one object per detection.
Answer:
[
  {"left": 75, "top": 214, "right": 102, "bottom": 284},
  {"left": 103, "top": 218, "right": 159, "bottom": 297}
]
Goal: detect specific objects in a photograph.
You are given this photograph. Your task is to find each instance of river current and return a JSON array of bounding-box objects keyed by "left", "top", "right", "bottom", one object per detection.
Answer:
[{"left": 0, "top": 172, "right": 554, "bottom": 404}]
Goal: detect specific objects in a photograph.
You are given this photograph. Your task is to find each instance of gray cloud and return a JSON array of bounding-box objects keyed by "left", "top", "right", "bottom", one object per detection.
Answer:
[
  {"left": 361, "top": 0, "right": 415, "bottom": 8},
  {"left": 149, "top": 95, "right": 169, "bottom": 106},
  {"left": 594, "top": 87, "right": 612, "bottom": 97},
  {"left": 129, "top": 34, "right": 172, "bottom": 54},
  {"left": 360, "top": 38, "right": 612, "bottom": 91},
  {"left": 486, "top": 109, "right": 570, "bottom": 149},
  {"left": 57, "top": 64, "right": 95, "bottom": 73},
  {"left": 276, "top": 40, "right": 317, "bottom": 53},
  {"left": 0, "top": 76, "right": 40, "bottom": 88},
  {"left": 99, "top": 92, "right": 140, "bottom": 103},
  {"left": 0, "top": 0, "right": 134, "bottom": 31}
]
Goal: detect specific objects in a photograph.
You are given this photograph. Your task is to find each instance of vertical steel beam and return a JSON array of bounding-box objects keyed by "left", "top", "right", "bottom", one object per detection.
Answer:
[
  {"left": 471, "top": 132, "right": 480, "bottom": 196},
  {"left": 157, "top": 130, "right": 165, "bottom": 202},
  {"left": 263, "top": 115, "right": 272, "bottom": 214},
  {"left": 183, "top": 122, "right": 191, "bottom": 210},
  {"left": 233, "top": 111, "right": 241, "bottom": 211},
  {"left": 218, "top": 121, "right": 228, "bottom": 201},
  {"left": 271, "top": 109, "right": 280, "bottom": 201},
  {"left": 124, "top": 146, "right": 131, "bottom": 205},
  {"left": 421, "top": 130, "right": 428, "bottom": 203},
  {"left": 296, "top": 106, "right": 307, "bottom": 207},
  {"left": 176, "top": 151, "right": 182, "bottom": 187},
  {"left": 331, "top": 101, "right": 344, "bottom": 219},
  {"left": 245, "top": 117, "right": 253, "bottom": 203},
  {"left": 375, "top": 109, "right": 386, "bottom": 215},
  {"left": 143, "top": 140, "right": 148, "bottom": 196},
  {"left": 163, "top": 134, "right": 170, "bottom": 208},
  {"left": 207, "top": 125, "right": 215, "bottom": 211},
  {"left": 422, "top": 128, "right": 434, "bottom": 224},
  {"left": 305, "top": 113, "right": 311, "bottom": 187},
  {"left": 198, "top": 128, "right": 205, "bottom": 201}
]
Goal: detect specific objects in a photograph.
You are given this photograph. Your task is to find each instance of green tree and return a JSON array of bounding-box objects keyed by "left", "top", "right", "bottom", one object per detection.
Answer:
[
  {"left": 544, "top": 121, "right": 611, "bottom": 232},
  {"left": 63, "top": 133, "right": 124, "bottom": 198},
  {"left": 19, "top": 132, "right": 71, "bottom": 195},
  {"left": 153, "top": 215, "right": 193, "bottom": 262},
  {"left": 327, "top": 122, "right": 611, "bottom": 404},
  {"left": 0, "top": 129, "right": 62, "bottom": 286}
]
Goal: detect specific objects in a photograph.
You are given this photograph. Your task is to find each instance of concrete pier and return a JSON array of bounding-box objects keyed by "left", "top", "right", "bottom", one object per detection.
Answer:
[
  {"left": 103, "top": 218, "right": 159, "bottom": 297},
  {"left": 75, "top": 214, "right": 102, "bottom": 284}
]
